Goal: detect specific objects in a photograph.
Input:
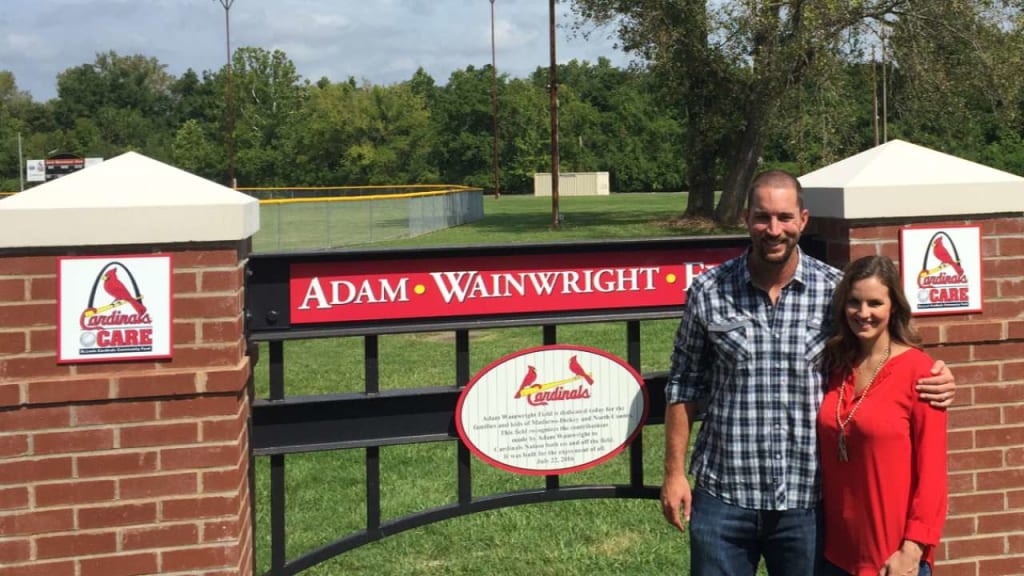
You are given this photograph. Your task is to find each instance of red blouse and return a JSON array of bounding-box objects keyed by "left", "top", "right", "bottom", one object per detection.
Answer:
[{"left": 817, "top": 348, "right": 947, "bottom": 576}]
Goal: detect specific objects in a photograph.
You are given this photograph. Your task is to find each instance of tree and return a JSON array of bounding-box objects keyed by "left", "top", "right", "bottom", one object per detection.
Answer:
[{"left": 570, "top": 0, "right": 1023, "bottom": 224}]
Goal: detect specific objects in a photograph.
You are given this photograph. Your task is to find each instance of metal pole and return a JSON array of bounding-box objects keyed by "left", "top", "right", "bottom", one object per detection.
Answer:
[
  {"left": 18, "top": 132, "right": 24, "bottom": 191},
  {"left": 216, "top": 0, "right": 237, "bottom": 188},
  {"left": 490, "top": 0, "right": 501, "bottom": 199},
  {"left": 549, "top": 0, "right": 560, "bottom": 227}
]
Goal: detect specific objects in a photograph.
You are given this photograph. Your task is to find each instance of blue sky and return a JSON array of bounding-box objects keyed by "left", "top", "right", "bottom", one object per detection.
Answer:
[{"left": 1, "top": 0, "right": 632, "bottom": 101}]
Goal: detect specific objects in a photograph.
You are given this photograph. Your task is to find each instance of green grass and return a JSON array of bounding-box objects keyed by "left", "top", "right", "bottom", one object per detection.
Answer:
[{"left": 252, "top": 193, "right": 758, "bottom": 575}]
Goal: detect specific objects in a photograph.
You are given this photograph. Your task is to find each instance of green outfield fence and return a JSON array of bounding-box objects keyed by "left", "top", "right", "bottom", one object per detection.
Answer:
[{"left": 238, "top": 185, "right": 484, "bottom": 252}]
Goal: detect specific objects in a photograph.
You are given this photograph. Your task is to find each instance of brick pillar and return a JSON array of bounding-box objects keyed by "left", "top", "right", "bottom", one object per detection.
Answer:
[
  {"left": 0, "top": 153, "right": 257, "bottom": 576},
  {"left": 802, "top": 140, "right": 1024, "bottom": 575}
]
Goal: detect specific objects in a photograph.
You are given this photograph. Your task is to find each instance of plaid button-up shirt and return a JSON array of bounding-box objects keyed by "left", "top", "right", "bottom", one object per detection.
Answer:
[{"left": 666, "top": 248, "right": 842, "bottom": 510}]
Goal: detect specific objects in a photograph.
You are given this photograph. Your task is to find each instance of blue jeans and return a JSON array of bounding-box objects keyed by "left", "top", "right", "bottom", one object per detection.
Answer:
[
  {"left": 821, "top": 560, "right": 931, "bottom": 576},
  {"left": 689, "top": 489, "right": 822, "bottom": 576}
]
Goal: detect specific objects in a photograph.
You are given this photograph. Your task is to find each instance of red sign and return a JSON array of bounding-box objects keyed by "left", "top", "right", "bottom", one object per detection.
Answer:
[{"left": 289, "top": 247, "right": 740, "bottom": 324}]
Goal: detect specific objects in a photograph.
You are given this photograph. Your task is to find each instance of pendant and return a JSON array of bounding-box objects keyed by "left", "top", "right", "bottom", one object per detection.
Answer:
[{"left": 838, "top": 432, "right": 848, "bottom": 462}]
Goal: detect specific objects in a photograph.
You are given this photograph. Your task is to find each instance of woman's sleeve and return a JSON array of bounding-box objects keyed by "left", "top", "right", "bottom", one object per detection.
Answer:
[{"left": 904, "top": 353, "right": 948, "bottom": 546}]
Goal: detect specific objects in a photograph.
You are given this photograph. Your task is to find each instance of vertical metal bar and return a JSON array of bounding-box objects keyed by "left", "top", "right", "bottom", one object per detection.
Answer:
[
  {"left": 364, "top": 335, "right": 381, "bottom": 534},
  {"left": 542, "top": 324, "right": 558, "bottom": 490},
  {"left": 627, "top": 320, "right": 644, "bottom": 488},
  {"left": 455, "top": 329, "right": 472, "bottom": 504},
  {"left": 268, "top": 340, "right": 285, "bottom": 574}
]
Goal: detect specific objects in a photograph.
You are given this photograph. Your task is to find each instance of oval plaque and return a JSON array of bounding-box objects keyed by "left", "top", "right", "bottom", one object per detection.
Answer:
[{"left": 456, "top": 344, "right": 648, "bottom": 475}]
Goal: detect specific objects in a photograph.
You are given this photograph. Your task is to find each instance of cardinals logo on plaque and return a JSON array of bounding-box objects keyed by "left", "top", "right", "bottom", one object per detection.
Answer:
[
  {"left": 58, "top": 255, "right": 172, "bottom": 363},
  {"left": 916, "top": 231, "right": 969, "bottom": 310}
]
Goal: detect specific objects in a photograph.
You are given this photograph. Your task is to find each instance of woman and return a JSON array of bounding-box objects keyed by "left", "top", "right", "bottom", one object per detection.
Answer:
[{"left": 817, "top": 256, "right": 947, "bottom": 576}]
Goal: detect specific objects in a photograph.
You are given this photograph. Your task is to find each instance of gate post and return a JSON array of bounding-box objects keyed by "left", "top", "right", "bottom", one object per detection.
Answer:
[
  {"left": 801, "top": 140, "right": 1024, "bottom": 576},
  {"left": 0, "top": 153, "right": 258, "bottom": 575}
]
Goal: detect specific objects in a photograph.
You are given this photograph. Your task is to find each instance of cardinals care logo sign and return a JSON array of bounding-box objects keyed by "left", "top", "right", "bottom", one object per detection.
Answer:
[
  {"left": 900, "top": 226, "right": 983, "bottom": 316},
  {"left": 456, "top": 345, "right": 647, "bottom": 476},
  {"left": 58, "top": 255, "right": 173, "bottom": 363}
]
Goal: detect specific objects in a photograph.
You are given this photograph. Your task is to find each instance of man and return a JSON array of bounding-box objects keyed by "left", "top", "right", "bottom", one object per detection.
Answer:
[{"left": 660, "top": 170, "right": 955, "bottom": 576}]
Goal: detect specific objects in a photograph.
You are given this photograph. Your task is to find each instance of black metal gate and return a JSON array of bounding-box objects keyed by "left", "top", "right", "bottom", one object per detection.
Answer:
[{"left": 245, "top": 236, "right": 751, "bottom": 575}]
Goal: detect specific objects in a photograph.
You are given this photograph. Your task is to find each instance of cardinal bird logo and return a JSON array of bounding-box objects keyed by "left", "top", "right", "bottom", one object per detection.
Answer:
[
  {"left": 514, "top": 366, "right": 538, "bottom": 399},
  {"left": 931, "top": 237, "right": 964, "bottom": 277},
  {"left": 569, "top": 355, "right": 594, "bottom": 385},
  {"left": 514, "top": 356, "right": 595, "bottom": 406},
  {"left": 103, "top": 268, "right": 147, "bottom": 315}
]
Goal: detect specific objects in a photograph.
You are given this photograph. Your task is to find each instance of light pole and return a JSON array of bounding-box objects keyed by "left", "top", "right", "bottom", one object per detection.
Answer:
[
  {"left": 490, "top": 0, "right": 501, "bottom": 199},
  {"left": 548, "top": 0, "right": 560, "bottom": 227},
  {"left": 214, "top": 0, "right": 237, "bottom": 188}
]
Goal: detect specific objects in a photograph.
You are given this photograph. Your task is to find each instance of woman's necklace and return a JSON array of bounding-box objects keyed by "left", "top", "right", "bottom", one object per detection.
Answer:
[{"left": 836, "top": 340, "right": 892, "bottom": 462}]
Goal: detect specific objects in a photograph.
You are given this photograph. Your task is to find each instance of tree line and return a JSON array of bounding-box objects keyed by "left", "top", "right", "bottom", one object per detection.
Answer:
[{"left": 2, "top": 1, "right": 1022, "bottom": 224}]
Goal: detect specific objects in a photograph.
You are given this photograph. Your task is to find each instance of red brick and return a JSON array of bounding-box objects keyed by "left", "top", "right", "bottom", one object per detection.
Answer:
[
  {"left": 1008, "top": 447, "right": 1024, "bottom": 467},
  {"left": 949, "top": 449, "right": 1004, "bottom": 472},
  {"left": 998, "top": 236, "right": 1024, "bottom": 255},
  {"left": 27, "top": 378, "right": 111, "bottom": 404},
  {"left": 944, "top": 323, "right": 1005, "bottom": 344},
  {"left": 1, "top": 559, "right": 75, "bottom": 576},
  {"left": 167, "top": 344, "right": 241, "bottom": 368},
  {"left": 122, "top": 522, "right": 198, "bottom": 550},
  {"left": 0, "top": 330, "right": 27, "bottom": 354},
  {"left": 938, "top": 560, "right": 978, "bottom": 576},
  {"left": 173, "top": 320, "right": 198, "bottom": 345},
  {"left": 946, "top": 535, "right": 1006, "bottom": 558},
  {"left": 982, "top": 237, "right": 1000, "bottom": 258},
  {"left": 1006, "top": 404, "right": 1024, "bottom": 424},
  {"left": 0, "top": 456, "right": 72, "bottom": 483},
  {"left": 0, "top": 278, "right": 27, "bottom": 300},
  {"left": 986, "top": 258, "right": 1024, "bottom": 278},
  {"left": 175, "top": 294, "right": 240, "bottom": 318},
  {"left": 162, "top": 494, "right": 240, "bottom": 521},
  {"left": 79, "top": 552, "right": 159, "bottom": 576},
  {"left": 0, "top": 433, "right": 29, "bottom": 457},
  {"left": 978, "top": 511, "right": 1024, "bottom": 534},
  {"left": 0, "top": 508, "right": 74, "bottom": 536},
  {"left": 75, "top": 401, "right": 156, "bottom": 425},
  {"left": 1011, "top": 490, "right": 1024, "bottom": 509},
  {"left": 981, "top": 301, "right": 1023, "bottom": 319},
  {"left": 0, "top": 302, "right": 57, "bottom": 327},
  {"left": 1, "top": 256, "right": 58, "bottom": 275},
  {"left": 200, "top": 268, "right": 244, "bottom": 292},
  {"left": 173, "top": 249, "right": 240, "bottom": 268},
  {"left": 29, "top": 276, "right": 56, "bottom": 300},
  {"left": 998, "top": 278, "right": 1024, "bottom": 298},
  {"left": 202, "top": 464, "right": 245, "bottom": 493},
  {"left": 117, "top": 372, "right": 198, "bottom": 398},
  {"left": 200, "top": 317, "right": 244, "bottom": 344},
  {"left": 948, "top": 363, "right": 1001, "bottom": 386},
  {"left": 161, "top": 544, "right": 237, "bottom": 571},
  {"left": 948, "top": 429, "right": 974, "bottom": 450},
  {"left": 1011, "top": 534, "right": 1024, "bottom": 553},
  {"left": 973, "top": 342, "right": 1024, "bottom": 362},
  {"left": 162, "top": 444, "right": 240, "bottom": 471},
  {"left": 0, "top": 486, "right": 29, "bottom": 510},
  {"left": 160, "top": 394, "right": 241, "bottom": 419},
  {"left": 36, "top": 531, "right": 117, "bottom": 559},
  {"left": 1, "top": 405, "right": 70, "bottom": 431},
  {"left": 978, "top": 556, "right": 1024, "bottom": 576},
  {"left": 917, "top": 325, "right": 940, "bottom": 345},
  {"left": 944, "top": 515, "right": 976, "bottom": 538},
  {"left": 949, "top": 492, "right": 1007, "bottom": 515},
  {"left": 28, "top": 328, "right": 56, "bottom": 353},
  {"left": 948, "top": 407, "right": 1001, "bottom": 428},
  {"left": 34, "top": 428, "right": 114, "bottom": 455},
  {"left": 119, "top": 471, "right": 197, "bottom": 499},
  {"left": 975, "top": 383, "right": 1024, "bottom": 405},
  {"left": 120, "top": 421, "right": 198, "bottom": 448},
  {"left": 949, "top": 471, "right": 976, "bottom": 492},
  {"left": 0, "top": 355, "right": 70, "bottom": 380},
  {"left": 0, "top": 383, "right": 22, "bottom": 407},
  {"left": 977, "top": 468, "right": 1024, "bottom": 491},
  {"left": 78, "top": 502, "right": 157, "bottom": 529},
  {"left": 36, "top": 479, "right": 116, "bottom": 507},
  {"left": 1004, "top": 361, "right": 1024, "bottom": 382},
  {"left": 977, "top": 426, "right": 1024, "bottom": 448},
  {"left": 0, "top": 538, "right": 31, "bottom": 564},
  {"left": 200, "top": 411, "right": 246, "bottom": 442},
  {"left": 204, "top": 364, "right": 249, "bottom": 394},
  {"left": 173, "top": 270, "right": 199, "bottom": 293},
  {"left": 1010, "top": 320, "right": 1024, "bottom": 340},
  {"left": 202, "top": 518, "right": 242, "bottom": 542},
  {"left": 77, "top": 450, "right": 158, "bottom": 477}
]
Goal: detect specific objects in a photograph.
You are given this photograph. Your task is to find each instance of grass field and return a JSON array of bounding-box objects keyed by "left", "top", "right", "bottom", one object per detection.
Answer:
[{"left": 251, "top": 193, "right": 761, "bottom": 575}]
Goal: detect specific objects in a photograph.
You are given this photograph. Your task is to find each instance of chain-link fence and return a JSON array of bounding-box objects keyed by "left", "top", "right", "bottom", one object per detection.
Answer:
[{"left": 240, "top": 186, "right": 484, "bottom": 252}]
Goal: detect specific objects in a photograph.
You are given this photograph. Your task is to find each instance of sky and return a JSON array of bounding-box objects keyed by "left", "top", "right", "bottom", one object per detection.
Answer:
[{"left": 1, "top": 0, "right": 634, "bottom": 102}]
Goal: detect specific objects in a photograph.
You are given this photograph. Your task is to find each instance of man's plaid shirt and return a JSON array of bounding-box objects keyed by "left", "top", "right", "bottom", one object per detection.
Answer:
[{"left": 666, "top": 248, "right": 843, "bottom": 510}]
